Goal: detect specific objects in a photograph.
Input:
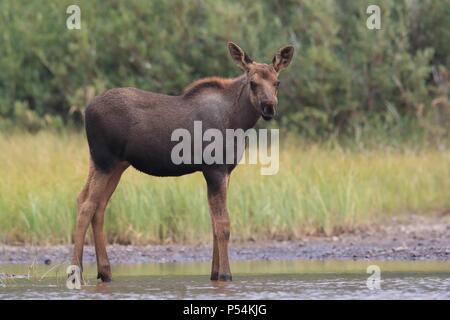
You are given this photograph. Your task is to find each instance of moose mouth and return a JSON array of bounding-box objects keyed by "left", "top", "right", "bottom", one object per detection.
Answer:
[
  {"left": 261, "top": 108, "right": 276, "bottom": 120},
  {"left": 261, "top": 104, "right": 276, "bottom": 121}
]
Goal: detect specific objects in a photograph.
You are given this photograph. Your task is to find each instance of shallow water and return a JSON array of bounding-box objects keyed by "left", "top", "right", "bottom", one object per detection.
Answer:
[{"left": 1, "top": 260, "right": 449, "bottom": 299}]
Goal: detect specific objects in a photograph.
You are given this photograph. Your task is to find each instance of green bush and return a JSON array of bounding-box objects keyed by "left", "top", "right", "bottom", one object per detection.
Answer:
[{"left": 0, "top": 0, "right": 449, "bottom": 142}]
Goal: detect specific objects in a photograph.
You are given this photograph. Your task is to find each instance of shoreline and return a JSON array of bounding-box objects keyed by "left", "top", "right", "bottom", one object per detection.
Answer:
[{"left": 1, "top": 215, "right": 449, "bottom": 265}]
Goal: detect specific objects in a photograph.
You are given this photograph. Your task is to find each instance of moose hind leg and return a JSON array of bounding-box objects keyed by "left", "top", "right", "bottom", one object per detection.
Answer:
[
  {"left": 92, "top": 162, "right": 128, "bottom": 282},
  {"left": 70, "top": 161, "right": 115, "bottom": 281},
  {"left": 71, "top": 161, "right": 94, "bottom": 272}
]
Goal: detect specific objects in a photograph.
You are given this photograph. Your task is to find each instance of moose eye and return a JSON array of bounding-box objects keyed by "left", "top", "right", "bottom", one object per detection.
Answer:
[
  {"left": 250, "top": 81, "right": 257, "bottom": 91},
  {"left": 275, "top": 81, "right": 280, "bottom": 88}
]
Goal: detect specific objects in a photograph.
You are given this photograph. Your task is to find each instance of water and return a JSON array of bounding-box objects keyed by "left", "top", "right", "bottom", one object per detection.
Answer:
[{"left": 1, "top": 260, "right": 449, "bottom": 299}]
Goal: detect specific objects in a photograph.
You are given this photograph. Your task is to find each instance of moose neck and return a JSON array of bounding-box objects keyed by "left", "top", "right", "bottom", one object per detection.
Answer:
[{"left": 225, "top": 75, "right": 261, "bottom": 130}]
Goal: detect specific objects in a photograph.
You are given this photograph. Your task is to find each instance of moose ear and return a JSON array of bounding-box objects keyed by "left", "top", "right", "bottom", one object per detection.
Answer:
[
  {"left": 228, "top": 42, "right": 253, "bottom": 71},
  {"left": 272, "top": 45, "right": 294, "bottom": 72}
]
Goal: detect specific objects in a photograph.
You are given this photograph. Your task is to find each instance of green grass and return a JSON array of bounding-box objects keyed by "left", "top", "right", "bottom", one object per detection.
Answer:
[{"left": 0, "top": 131, "right": 449, "bottom": 245}]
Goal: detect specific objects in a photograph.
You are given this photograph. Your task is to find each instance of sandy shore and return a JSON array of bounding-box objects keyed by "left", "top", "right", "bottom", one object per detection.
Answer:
[{"left": 1, "top": 215, "right": 449, "bottom": 265}]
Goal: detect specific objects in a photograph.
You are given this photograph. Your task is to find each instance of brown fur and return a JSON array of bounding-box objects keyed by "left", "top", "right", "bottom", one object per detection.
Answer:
[{"left": 183, "top": 77, "right": 235, "bottom": 98}]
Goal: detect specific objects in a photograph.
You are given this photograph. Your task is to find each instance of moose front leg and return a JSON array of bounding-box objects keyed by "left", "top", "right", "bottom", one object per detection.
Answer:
[
  {"left": 211, "top": 232, "right": 220, "bottom": 280},
  {"left": 204, "top": 171, "right": 232, "bottom": 281}
]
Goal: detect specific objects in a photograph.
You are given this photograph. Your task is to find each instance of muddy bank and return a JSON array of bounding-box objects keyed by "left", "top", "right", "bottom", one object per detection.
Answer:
[{"left": 1, "top": 215, "right": 449, "bottom": 265}]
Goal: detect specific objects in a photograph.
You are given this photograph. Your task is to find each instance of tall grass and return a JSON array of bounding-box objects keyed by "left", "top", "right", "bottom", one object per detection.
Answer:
[{"left": 0, "top": 131, "right": 449, "bottom": 245}]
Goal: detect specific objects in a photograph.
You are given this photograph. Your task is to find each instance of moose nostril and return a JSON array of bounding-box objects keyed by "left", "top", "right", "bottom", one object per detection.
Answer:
[
  {"left": 264, "top": 106, "right": 274, "bottom": 115},
  {"left": 261, "top": 101, "right": 275, "bottom": 115}
]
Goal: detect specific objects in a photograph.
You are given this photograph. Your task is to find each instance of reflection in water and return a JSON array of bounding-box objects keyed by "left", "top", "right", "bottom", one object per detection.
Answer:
[
  {"left": 92, "top": 282, "right": 113, "bottom": 294},
  {"left": 0, "top": 260, "right": 449, "bottom": 299},
  {"left": 210, "top": 280, "right": 233, "bottom": 295}
]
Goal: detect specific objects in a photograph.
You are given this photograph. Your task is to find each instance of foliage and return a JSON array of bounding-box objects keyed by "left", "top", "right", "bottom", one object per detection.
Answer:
[
  {"left": 0, "top": 0, "right": 449, "bottom": 140},
  {"left": 1, "top": 131, "right": 449, "bottom": 244}
]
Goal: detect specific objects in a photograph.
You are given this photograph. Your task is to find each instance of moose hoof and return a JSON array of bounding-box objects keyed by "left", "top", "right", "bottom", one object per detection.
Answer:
[
  {"left": 66, "top": 265, "right": 82, "bottom": 290},
  {"left": 210, "top": 272, "right": 232, "bottom": 281},
  {"left": 210, "top": 272, "right": 219, "bottom": 281},
  {"left": 218, "top": 273, "right": 232, "bottom": 281},
  {"left": 97, "top": 272, "right": 112, "bottom": 282},
  {"left": 211, "top": 272, "right": 232, "bottom": 281}
]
